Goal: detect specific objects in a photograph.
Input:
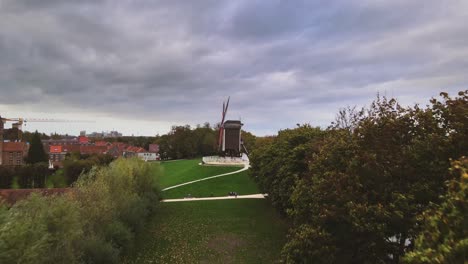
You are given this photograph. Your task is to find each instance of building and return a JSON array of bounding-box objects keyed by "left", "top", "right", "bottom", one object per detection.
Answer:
[
  {"left": 42, "top": 138, "right": 80, "bottom": 149},
  {"left": 95, "top": 141, "right": 110, "bottom": 147},
  {"left": 78, "top": 136, "right": 90, "bottom": 144},
  {"left": 1, "top": 116, "right": 28, "bottom": 166},
  {"left": 222, "top": 120, "right": 243, "bottom": 157},
  {"left": 106, "top": 142, "right": 128, "bottom": 157},
  {"left": 149, "top": 144, "right": 159, "bottom": 154},
  {"left": 80, "top": 145, "right": 107, "bottom": 155},
  {"left": 87, "top": 130, "right": 123, "bottom": 138},
  {"left": 137, "top": 152, "right": 159, "bottom": 161},
  {"left": 49, "top": 145, "right": 65, "bottom": 165},
  {"left": 49, "top": 144, "right": 81, "bottom": 165},
  {"left": 123, "top": 146, "right": 146, "bottom": 158},
  {"left": 2, "top": 142, "right": 28, "bottom": 166}
]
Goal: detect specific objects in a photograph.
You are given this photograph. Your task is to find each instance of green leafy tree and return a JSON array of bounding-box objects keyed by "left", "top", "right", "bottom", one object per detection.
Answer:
[
  {"left": 249, "top": 125, "right": 324, "bottom": 215},
  {"left": 25, "top": 131, "right": 48, "bottom": 164},
  {"left": 281, "top": 91, "right": 467, "bottom": 263},
  {"left": 241, "top": 130, "right": 257, "bottom": 153},
  {"left": 403, "top": 157, "right": 468, "bottom": 264}
]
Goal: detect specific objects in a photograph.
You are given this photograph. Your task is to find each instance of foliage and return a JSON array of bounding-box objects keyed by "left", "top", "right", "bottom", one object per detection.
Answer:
[
  {"left": 281, "top": 224, "right": 335, "bottom": 264},
  {"left": 46, "top": 169, "right": 67, "bottom": 188},
  {"left": 62, "top": 153, "right": 115, "bottom": 186},
  {"left": 284, "top": 91, "right": 467, "bottom": 263},
  {"left": 0, "top": 194, "right": 83, "bottom": 263},
  {"left": 249, "top": 91, "right": 467, "bottom": 263},
  {"left": 0, "top": 163, "right": 53, "bottom": 189},
  {"left": 0, "top": 158, "right": 161, "bottom": 263},
  {"left": 249, "top": 125, "right": 324, "bottom": 215},
  {"left": 2, "top": 127, "right": 22, "bottom": 141},
  {"left": 25, "top": 131, "right": 48, "bottom": 164},
  {"left": 403, "top": 158, "right": 468, "bottom": 264},
  {"left": 241, "top": 130, "right": 257, "bottom": 153},
  {"left": 155, "top": 123, "right": 255, "bottom": 160},
  {"left": 0, "top": 153, "right": 113, "bottom": 189}
]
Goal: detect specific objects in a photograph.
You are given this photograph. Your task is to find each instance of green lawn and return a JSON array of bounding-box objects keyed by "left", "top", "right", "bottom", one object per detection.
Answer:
[
  {"left": 126, "top": 199, "right": 288, "bottom": 264},
  {"left": 154, "top": 159, "right": 242, "bottom": 189},
  {"left": 162, "top": 170, "right": 259, "bottom": 199}
]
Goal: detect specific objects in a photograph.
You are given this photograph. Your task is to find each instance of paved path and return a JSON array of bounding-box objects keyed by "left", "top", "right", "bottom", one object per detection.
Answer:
[
  {"left": 161, "top": 193, "right": 267, "bottom": 202},
  {"left": 161, "top": 163, "right": 250, "bottom": 191}
]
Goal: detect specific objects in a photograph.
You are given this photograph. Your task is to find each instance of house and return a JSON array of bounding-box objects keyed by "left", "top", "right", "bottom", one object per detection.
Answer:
[
  {"left": 137, "top": 152, "right": 160, "bottom": 161},
  {"left": 78, "top": 136, "right": 90, "bottom": 144},
  {"left": 106, "top": 142, "right": 128, "bottom": 158},
  {"left": 149, "top": 144, "right": 159, "bottom": 154},
  {"left": 95, "top": 141, "right": 110, "bottom": 147},
  {"left": 2, "top": 142, "right": 28, "bottom": 166},
  {"left": 42, "top": 138, "right": 80, "bottom": 155},
  {"left": 80, "top": 145, "right": 107, "bottom": 155},
  {"left": 49, "top": 145, "right": 64, "bottom": 164},
  {"left": 123, "top": 145, "right": 160, "bottom": 161},
  {"left": 123, "top": 146, "right": 146, "bottom": 158},
  {"left": 49, "top": 144, "right": 81, "bottom": 166}
]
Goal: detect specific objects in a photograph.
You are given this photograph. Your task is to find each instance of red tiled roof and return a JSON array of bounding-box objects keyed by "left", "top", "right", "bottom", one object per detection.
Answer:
[
  {"left": 95, "top": 141, "right": 109, "bottom": 146},
  {"left": 50, "top": 145, "right": 63, "bottom": 153},
  {"left": 149, "top": 144, "right": 159, "bottom": 153},
  {"left": 125, "top": 146, "right": 146, "bottom": 153},
  {"left": 3, "top": 142, "right": 27, "bottom": 152},
  {"left": 63, "top": 145, "right": 81, "bottom": 153},
  {"left": 78, "top": 136, "right": 89, "bottom": 144},
  {"left": 80, "top": 145, "right": 107, "bottom": 154}
]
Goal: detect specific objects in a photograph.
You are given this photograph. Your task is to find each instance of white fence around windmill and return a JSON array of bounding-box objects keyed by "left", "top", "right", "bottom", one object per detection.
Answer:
[{"left": 202, "top": 154, "right": 249, "bottom": 166}]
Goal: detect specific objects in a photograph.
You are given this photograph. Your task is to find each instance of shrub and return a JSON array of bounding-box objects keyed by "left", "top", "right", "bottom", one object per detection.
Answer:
[
  {"left": 0, "top": 193, "right": 83, "bottom": 263},
  {"left": 0, "top": 158, "right": 161, "bottom": 263}
]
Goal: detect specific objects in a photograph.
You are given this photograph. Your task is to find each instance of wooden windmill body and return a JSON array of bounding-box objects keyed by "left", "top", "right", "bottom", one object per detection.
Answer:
[{"left": 218, "top": 97, "right": 243, "bottom": 157}]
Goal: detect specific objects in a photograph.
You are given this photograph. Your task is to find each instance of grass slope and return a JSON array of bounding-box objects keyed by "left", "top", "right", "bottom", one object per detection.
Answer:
[
  {"left": 162, "top": 170, "right": 259, "bottom": 199},
  {"left": 127, "top": 199, "right": 288, "bottom": 264},
  {"left": 155, "top": 159, "right": 242, "bottom": 189}
]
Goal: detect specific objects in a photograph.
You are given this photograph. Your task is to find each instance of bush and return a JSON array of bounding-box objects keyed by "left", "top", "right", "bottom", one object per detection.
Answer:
[
  {"left": 46, "top": 169, "right": 67, "bottom": 188},
  {"left": 0, "top": 164, "right": 52, "bottom": 189},
  {"left": 0, "top": 194, "right": 83, "bottom": 263},
  {"left": 0, "top": 158, "right": 161, "bottom": 263}
]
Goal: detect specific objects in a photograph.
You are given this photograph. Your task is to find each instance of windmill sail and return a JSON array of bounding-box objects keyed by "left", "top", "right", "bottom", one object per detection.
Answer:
[{"left": 218, "top": 97, "right": 230, "bottom": 150}]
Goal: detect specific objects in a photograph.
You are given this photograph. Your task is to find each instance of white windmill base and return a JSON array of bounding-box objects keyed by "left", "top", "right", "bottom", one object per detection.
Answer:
[{"left": 202, "top": 154, "right": 249, "bottom": 166}]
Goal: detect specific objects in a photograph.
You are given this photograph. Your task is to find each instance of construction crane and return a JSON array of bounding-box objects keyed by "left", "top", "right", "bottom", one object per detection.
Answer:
[{"left": 1, "top": 117, "right": 92, "bottom": 141}]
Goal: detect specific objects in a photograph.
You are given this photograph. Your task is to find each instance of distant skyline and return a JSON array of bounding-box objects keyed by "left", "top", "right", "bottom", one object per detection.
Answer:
[{"left": 1, "top": 0, "right": 467, "bottom": 136}]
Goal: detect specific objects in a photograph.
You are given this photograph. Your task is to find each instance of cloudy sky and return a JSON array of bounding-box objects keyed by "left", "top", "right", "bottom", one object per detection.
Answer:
[{"left": 0, "top": 0, "right": 467, "bottom": 136}]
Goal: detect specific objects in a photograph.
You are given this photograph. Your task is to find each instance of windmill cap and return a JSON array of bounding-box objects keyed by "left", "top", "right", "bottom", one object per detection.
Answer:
[{"left": 223, "top": 120, "right": 243, "bottom": 128}]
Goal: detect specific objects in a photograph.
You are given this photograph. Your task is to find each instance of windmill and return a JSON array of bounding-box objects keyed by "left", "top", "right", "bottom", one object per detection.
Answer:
[
  {"left": 217, "top": 97, "right": 244, "bottom": 157},
  {"left": 218, "top": 96, "right": 230, "bottom": 151}
]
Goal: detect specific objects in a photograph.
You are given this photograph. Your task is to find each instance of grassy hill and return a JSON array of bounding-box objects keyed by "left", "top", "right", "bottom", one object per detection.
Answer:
[
  {"left": 126, "top": 199, "right": 288, "bottom": 264},
  {"left": 126, "top": 159, "right": 288, "bottom": 263},
  {"left": 155, "top": 159, "right": 242, "bottom": 189},
  {"left": 162, "top": 170, "right": 260, "bottom": 199}
]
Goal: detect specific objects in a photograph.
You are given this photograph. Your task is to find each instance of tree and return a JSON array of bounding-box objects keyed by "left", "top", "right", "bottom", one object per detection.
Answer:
[
  {"left": 249, "top": 125, "right": 324, "bottom": 215},
  {"left": 403, "top": 157, "right": 468, "bottom": 264},
  {"left": 241, "top": 130, "right": 256, "bottom": 153},
  {"left": 279, "top": 91, "right": 467, "bottom": 263},
  {"left": 25, "top": 131, "right": 48, "bottom": 164}
]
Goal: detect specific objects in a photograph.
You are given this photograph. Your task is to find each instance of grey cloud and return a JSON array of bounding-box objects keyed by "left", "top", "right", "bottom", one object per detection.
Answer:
[{"left": 0, "top": 0, "right": 467, "bottom": 135}]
